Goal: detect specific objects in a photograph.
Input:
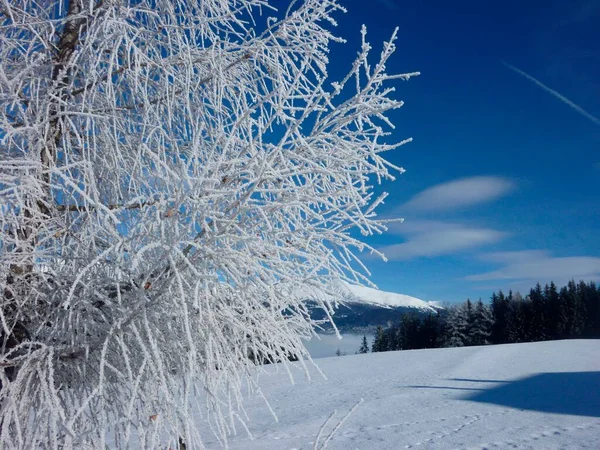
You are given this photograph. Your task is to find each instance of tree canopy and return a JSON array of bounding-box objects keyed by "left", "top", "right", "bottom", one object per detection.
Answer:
[{"left": 0, "top": 0, "right": 415, "bottom": 447}]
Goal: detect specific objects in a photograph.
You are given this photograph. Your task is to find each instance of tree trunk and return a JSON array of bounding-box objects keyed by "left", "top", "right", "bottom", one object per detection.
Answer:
[{"left": 1, "top": 0, "right": 87, "bottom": 384}]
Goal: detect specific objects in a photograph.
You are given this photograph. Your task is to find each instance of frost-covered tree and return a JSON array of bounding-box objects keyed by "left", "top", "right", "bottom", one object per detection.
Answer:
[
  {"left": 443, "top": 304, "right": 468, "bottom": 348},
  {"left": 0, "top": 0, "right": 416, "bottom": 447},
  {"left": 468, "top": 300, "right": 492, "bottom": 346}
]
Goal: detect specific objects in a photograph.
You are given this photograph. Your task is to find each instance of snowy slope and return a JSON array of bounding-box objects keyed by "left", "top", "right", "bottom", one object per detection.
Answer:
[
  {"left": 339, "top": 281, "right": 438, "bottom": 312},
  {"left": 199, "top": 340, "right": 600, "bottom": 449},
  {"left": 292, "top": 280, "right": 439, "bottom": 313}
]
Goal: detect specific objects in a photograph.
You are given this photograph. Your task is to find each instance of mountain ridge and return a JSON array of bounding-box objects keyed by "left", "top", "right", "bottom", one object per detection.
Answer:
[
  {"left": 305, "top": 281, "right": 443, "bottom": 333},
  {"left": 338, "top": 281, "right": 439, "bottom": 312}
]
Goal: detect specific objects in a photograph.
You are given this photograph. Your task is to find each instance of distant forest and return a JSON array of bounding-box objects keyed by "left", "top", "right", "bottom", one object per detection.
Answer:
[{"left": 363, "top": 280, "right": 600, "bottom": 354}]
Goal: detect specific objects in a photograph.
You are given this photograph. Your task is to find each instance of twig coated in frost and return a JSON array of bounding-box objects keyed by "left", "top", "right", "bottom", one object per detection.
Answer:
[{"left": 0, "top": 0, "right": 415, "bottom": 447}]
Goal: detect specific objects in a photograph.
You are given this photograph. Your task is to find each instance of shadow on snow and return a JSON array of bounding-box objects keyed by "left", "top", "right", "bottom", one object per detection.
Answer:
[{"left": 408, "top": 372, "right": 600, "bottom": 417}]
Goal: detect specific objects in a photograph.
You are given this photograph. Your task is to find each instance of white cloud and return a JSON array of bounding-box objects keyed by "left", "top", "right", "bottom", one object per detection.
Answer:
[
  {"left": 466, "top": 250, "right": 600, "bottom": 283},
  {"left": 380, "top": 221, "right": 506, "bottom": 261},
  {"left": 402, "top": 176, "right": 515, "bottom": 213},
  {"left": 379, "top": 176, "right": 513, "bottom": 262}
]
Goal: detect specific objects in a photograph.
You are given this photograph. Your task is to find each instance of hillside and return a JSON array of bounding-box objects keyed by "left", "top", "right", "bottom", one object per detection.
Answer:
[
  {"left": 201, "top": 340, "right": 600, "bottom": 449},
  {"left": 339, "top": 282, "right": 438, "bottom": 311},
  {"left": 306, "top": 281, "right": 441, "bottom": 333}
]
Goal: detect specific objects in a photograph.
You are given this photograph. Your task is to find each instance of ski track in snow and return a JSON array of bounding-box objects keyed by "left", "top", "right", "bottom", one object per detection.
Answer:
[{"left": 196, "top": 340, "right": 600, "bottom": 449}]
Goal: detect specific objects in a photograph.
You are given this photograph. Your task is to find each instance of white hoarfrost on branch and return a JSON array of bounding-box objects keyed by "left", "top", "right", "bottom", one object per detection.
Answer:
[{"left": 0, "top": 0, "right": 417, "bottom": 447}]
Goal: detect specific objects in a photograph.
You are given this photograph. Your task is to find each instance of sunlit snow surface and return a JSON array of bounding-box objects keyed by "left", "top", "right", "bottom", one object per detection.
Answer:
[{"left": 200, "top": 340, "right": 600, "bottom": 449}]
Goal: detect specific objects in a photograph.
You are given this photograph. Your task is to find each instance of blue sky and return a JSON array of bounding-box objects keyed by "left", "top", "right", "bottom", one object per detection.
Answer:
[{"left": 328, "top": 0, "right": 600, "bottom": 302}]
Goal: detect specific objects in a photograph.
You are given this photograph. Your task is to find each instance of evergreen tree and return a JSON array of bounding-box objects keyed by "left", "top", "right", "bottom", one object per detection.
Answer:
[
  {"left": 364, "top": 279, "right": 596, "bottom": 356},
  {"left": 490, "top": 290, "right": 509, "bottom": 344},
  {"left": 582, "top": 281, "right": 600, "bottom": 337},
  {"left": 419, "top": 313, "right": 441, "bottom": 349},
  {"left": 464, "top": 299, "right": 475, "bottom": 346},
  {"left": 545, "top": 282, "right": 562, "bottom": 338},
  {"left": 443, "top": 280, "right": 598, "bottom": 349},
  {"left": 503, "top": 290, "right": 520, "bottom": 342},
  {"left": 372, "top": 325, "right": 388, "bottom": 352},
  {"left": 390, "top": 324, "right": 403, "bottom": 351},
  {"left": 443, "top": 304, "right": 468, "bottom": 347},
  {"left": 469, "top": 300, "right": 492, "bottom": 345},
  {"left": 528, "top": 283, "right": 547, "bottom": 341},
  {"left": 507, "top": 295, "right": 528, "bottom": 343},
  {"left": 379, "top": 312, "right": 443, "bottom": 351},
  {"left": 358, "top": 335, "right": 369, "bottom": 354},
  {"left": 399, "top": 313, "right": 421, "bottom": 350},
  {"left": 566, "top": 280, "right": 585, "bottom": 337}
]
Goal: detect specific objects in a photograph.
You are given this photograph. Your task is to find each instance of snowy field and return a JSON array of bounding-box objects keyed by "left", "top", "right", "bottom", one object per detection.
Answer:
[{"left": 200, "top": 340, "right": 600, "bottom": 449}]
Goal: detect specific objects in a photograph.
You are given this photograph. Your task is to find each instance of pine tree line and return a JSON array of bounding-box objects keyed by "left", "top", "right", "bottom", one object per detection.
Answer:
[
  {"left": 490, "top": 280, "right": 600, "bottom": 344},
  {"left": 368, "top": 280, "right": 600, "bottom": 354}
]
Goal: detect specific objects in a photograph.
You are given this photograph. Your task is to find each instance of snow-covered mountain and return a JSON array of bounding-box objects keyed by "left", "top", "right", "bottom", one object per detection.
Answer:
[
  {"left": 304, "top": 281, "right": 442, "bottom": 332},
  {"left": 338, "top": 281, "right": 439, "bottom": 312}
]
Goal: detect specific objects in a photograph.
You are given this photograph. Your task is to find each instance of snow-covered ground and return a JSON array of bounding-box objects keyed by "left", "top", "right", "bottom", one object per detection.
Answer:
[{"left": 201, "top": 340, "right": 600, "bottom": 449}]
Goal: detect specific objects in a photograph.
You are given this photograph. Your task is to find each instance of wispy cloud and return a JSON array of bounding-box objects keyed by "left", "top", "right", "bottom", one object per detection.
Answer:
[
  {"left": 503, "top": 61, "right": 600, "bottom": 127},
  {"left": 380, "top": 221, "right": 506, "bottom": 261},
  {"left": 466, "top": 250, "right": 600, "bottom": 283},
  {"left": 402, "top": 176, "right": 515, "bottom": 213},
  {"left": 478, "top": 250, "right": 548, "bottom": 265}
]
